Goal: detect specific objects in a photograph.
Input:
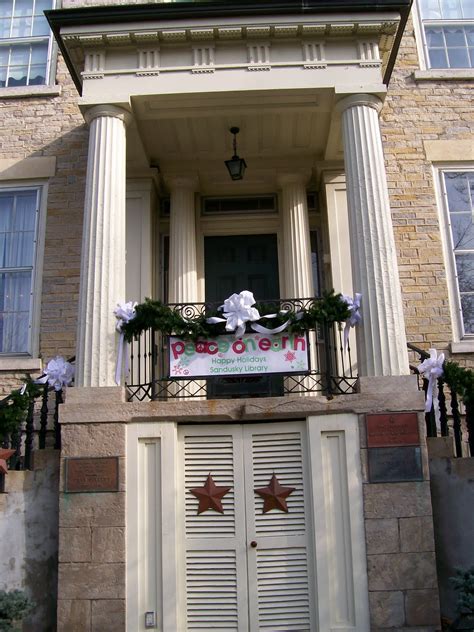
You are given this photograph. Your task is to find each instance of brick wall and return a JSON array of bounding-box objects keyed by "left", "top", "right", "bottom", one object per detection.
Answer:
[{"left": 381, "top": 14, "right": 474, "bottom": 359}]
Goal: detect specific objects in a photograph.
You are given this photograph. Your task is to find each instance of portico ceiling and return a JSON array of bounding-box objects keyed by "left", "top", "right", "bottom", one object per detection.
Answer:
[{"left": 128, "top": 88, "right": 341, "bottom": 192}]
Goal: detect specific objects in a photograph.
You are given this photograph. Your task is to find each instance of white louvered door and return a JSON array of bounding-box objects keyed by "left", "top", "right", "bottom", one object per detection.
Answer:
[{"left": 179, "top": 422, "right": 315, "bottom": 632}]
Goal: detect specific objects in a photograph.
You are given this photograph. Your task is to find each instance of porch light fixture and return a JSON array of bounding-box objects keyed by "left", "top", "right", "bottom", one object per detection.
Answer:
[{"left": 225, "top": 127, "right": 247, "bottom": 181}]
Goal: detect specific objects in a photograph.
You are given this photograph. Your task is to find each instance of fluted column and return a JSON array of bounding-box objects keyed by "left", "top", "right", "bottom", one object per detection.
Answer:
[
  {"left": 76, "top": 105, "right": 131, "bottom": 387},
  {"left": 168, "top": 176, "right": 198, "bottom": 303},
  {"left": 337, "top": 94, "right": 409, "bottom": 376},
  {"left": 278, "top": 173, "right": 314, "bottom": 298}
]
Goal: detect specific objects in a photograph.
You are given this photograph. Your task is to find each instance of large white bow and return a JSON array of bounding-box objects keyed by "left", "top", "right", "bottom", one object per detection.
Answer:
[
  {"left": 417, "top": 348, "right": 445, "bottom": 413},
  {"left": 207, "top": 291, "right": 261, "bottom": 337},
  {"left": 114, "top": 301, "right": 137, "bottom": 384},
  {"left": 37, "top": 356, "right": 74, "bottom": 391},
  {"left": 342, "top": 293, "right": 362, "bottom": 350}
]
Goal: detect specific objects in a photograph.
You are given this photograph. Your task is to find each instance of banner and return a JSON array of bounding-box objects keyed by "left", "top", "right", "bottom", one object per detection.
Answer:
[{"left": 169, "top": 332, "right": 309, "bottom": 378}]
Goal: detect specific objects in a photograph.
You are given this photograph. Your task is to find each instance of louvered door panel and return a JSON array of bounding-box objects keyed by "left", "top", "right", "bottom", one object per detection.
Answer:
[
  {"left": 244, "top": 423, "right": 315, "bottom": 632},
  {"left": 180, "top": 426, "right": 249, "bottom": 632}
]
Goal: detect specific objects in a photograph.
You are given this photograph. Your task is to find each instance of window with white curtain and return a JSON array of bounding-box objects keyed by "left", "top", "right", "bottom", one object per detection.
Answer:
[
  {"left": 0, "top": 188, "right": 40, "bottom": 354},
  {"left": 0, "top": 0, "right": 55, "bottom": 88},
  {"left": 440, "top": 170, "right": 474, "bottom": 337},
  {"left": 418, "top": 0, "right": 474, "bottom": 68}
]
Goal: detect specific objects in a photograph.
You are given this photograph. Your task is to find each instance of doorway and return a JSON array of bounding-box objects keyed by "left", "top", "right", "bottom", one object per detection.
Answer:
[
  {"left": 178, "top": 421, "right": 315, "bottom": 631},
  {"left": 204, "top": 235, "right": 283, "bottom": 398}
]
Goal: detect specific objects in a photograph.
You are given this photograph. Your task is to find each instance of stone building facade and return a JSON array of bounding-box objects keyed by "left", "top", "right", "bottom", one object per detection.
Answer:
[{"left": 0, "top": 0, "right": 472, "bottom": 630}]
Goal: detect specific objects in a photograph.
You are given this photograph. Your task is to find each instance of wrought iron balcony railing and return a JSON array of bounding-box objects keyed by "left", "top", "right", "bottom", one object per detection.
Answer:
[{"left": 125, "top": 298, "right": 358, "bottom": 401}]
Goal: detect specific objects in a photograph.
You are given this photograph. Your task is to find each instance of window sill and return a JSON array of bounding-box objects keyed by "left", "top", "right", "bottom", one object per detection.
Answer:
[
  {"left": 0, "top": 85, "right": 62, "bottom": 99},
  {"left": 0, "top": 357, "right": 43, "bottom": 372},
  {"left": 413, "top": 69, "right": 474, "bottom": 81},
  {"left": 450, "top": 340, "right": 474, "bottom": 354}
]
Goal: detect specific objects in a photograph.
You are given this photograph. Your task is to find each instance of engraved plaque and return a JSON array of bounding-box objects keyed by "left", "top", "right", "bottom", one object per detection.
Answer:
[
  {"left": 368, "top": 447, "right": 423, "bottom": 483},
  {"left": 366, "top": 412, "right": 420, "bottom": 448},
  {"left": 65, "top": 457, "right": 119, "bottom": 493}
]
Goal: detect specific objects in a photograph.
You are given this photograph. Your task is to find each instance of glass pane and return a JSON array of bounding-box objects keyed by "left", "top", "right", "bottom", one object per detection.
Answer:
[
  {"left": 420, "top": 0, "right": 442, "bottom": 18},
  {"left": 441, "top": 0, "right": 463, "bottom": 18},
  {"left": 10, "top": 45, "right": 30, "bottom": 66},
  {"left": 445, "top": 26, "right": 466, "bottom": 46},
  {"left": 0, "top": 18, "right": 11, "bottom": 38},
  {"left": 32, "top": 15, "right": 49, "bottom": 36},
  {"left": 447, "top": 47, "right": 470, "bottom": 66},
  {"left": 464, "top": 0, "right": 474, "bottom": 17},
  {"left": 7, "top": 65, "right": 28, "bottom": 86},
  {"left": 470, "top": 47, "right": 474, "bottom": 65},
  {"left": 0, "top": 48, "right": 9, "bottom": 66},
  {"left": 0, "top": 195, "right": 13, "bottom": 232},
  {"left": 11, "top": 16, "right": 32, "bottom": 37},
  {"left": 28, "top": 63, "right": 45, "bottom": 84},
  {"left": 0, "top": 312, "right": 29, "bottom": 353},
  {"left": 14, "top": 0, "right": 33, "bottom": 17},
  {"left": 450, "top": 213, "right": 474, "bottom": 249},
  {"left": 429, "top": 47, "right": 448, "bottom": 67},
  {"left": 445, "top": 172, "right": 471, "bottom": 212},
  {"left": 30, "top": 42, "right": 47, "bottom": 64},
  {"left": 456, "top": 254, "right": 474, "bottom": 292},
  {"left": 0, "top": 2, "right": 13, "bottom": 18},
  {"left": 14, "top": 191, "right": 36, "bottom": 231},
  {"left": 36, "top": 0, "right": 54, "bottom": 11},
  {"left": 461, "top": 294, "right": 474, "bottom": 334},
  {"left": 0, "top": 69, "right": 6, "bottom": 88},
  {"left": 426, "top": 27, "right": 445, "bottom": 47},
  {"left": 467, "top": 26, "right": 474, "bottom": 45}
]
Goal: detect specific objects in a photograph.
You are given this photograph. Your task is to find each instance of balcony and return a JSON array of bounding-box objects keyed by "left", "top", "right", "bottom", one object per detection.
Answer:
[{"left": 124, "top": 298, "right": 358, "bottom": 402}]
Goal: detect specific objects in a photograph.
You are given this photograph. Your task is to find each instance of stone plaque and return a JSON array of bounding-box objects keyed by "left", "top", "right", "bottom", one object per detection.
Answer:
[
  {"left": 366, "top": 412, "right": 420, "bottom": 448},
  {"left": 65, "top": 457, "right": 119, "bottom": 493},
  {"left": 368, "top": 446, "right": 423, "bottom": 483}
]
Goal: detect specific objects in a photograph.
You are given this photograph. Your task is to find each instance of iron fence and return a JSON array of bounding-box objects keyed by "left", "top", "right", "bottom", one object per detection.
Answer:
[
  {"left": 408, "top": 343, "right": 473, "bottom": 458},
  {"left": 126, "top": 298, "right": 359, "bottom": 401}
]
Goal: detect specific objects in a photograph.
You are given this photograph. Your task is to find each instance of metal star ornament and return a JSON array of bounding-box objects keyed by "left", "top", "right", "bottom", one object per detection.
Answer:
[
  {"left": 254, "top": 474, "right": 296, "bottom": 513},
  {"left": 0, "top": 449, "right": 15, "bottom": 475},
  {"left": 189, "top": 474, "right": 231, "bottom": 515}
]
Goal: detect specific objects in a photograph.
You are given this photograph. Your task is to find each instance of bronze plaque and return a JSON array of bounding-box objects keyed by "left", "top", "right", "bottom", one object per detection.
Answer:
[
  {"left": 65, "top": 457, "right": 119, "bottom": 493},
  {"left": 368, "top": 446, "right": 423, "bottom": 483},
  {"left": 366, "top": 412, "right": 420, "bottom": 448}
]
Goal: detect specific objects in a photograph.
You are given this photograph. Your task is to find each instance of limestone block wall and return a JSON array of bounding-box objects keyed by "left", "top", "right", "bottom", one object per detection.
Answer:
[{"left": 380, "top": 14, "right": 474, "bottom": 361}]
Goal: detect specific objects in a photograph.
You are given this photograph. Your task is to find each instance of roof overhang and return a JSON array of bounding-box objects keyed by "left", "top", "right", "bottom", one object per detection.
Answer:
[{"left": 46, "top": 0, "right": 412, "bottom": 94}]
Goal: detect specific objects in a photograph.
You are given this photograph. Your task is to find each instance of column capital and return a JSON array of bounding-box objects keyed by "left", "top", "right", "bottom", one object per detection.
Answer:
[
  {"left": 276, "top": 170, "right": 311, "bottom": 188},
  {"left": 165, "top": 174, "right": 199, "bottom": 191},
  {"left": 336, "top": 93, "right": 383, "bottom": 115},
  {"left": 83, "top": 104, "right": 132, "bottom": 126}
]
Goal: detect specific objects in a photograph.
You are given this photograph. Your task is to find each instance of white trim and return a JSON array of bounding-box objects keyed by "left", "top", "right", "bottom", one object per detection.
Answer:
[
  {"left": 126, "top": 422, "right": 179, "bottom": 632},
  {"left": 412, "top": 0, "right": 429, "bottom": 71},
  {"left": 307, "top": 413, "right": 370, "bottom": 632},
  {"left": 432, "top": 164, "right": 474, "bottom": 344}
]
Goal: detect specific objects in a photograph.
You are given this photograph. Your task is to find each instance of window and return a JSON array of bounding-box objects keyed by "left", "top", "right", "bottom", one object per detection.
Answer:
[
  {"left": 0, "top": 0, "right": 54, "bottom": 88},
  {"left": 441, "top": 170, "right": 474, "bottom": 336},
  {"left": 418, "top": 0, "right": 474, "bottom": 68},
  {"left": 0, "top": 187, "right": 40, "bottom": 353}
]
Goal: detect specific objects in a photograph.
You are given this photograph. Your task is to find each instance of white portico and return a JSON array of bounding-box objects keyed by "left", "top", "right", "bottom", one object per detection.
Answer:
[{"left": 48, "top": 0, "right": 411, "bottom": 388}]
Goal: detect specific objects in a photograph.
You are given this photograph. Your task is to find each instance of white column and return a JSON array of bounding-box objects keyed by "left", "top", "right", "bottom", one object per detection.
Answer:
[
  {"left": 278, "top": 173, "right": 314, "bottom": 298},
  {"left": 168, "top": 176, "right": 198, "bottom": 303},
  {"left": 337, "top": 94, "right": 409, "bottom": 376},
  {"left": 76, "top": 105, "right": 131, "bottom": 387}
]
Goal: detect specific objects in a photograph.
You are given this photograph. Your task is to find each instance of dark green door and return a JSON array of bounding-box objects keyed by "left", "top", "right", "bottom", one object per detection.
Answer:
[{"left": 204, "top": 234, "right": 283, "bottom": 398}]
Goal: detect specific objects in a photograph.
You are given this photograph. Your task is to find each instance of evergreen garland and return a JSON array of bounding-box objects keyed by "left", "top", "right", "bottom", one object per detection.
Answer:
[
  {"left": 443, "top": 361, "right": 474, "bottom": 406},
  {"left": 121, "top": 290, "right": 351, "bottom": 343},
  {"left": 0, "top": 379, "right": 42, "bottom": 439}
]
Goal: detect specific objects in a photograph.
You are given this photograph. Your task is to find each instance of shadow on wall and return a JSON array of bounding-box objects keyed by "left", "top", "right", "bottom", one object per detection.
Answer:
[{"left": 429, "top": 444, "right": 474, "bottom": 624}]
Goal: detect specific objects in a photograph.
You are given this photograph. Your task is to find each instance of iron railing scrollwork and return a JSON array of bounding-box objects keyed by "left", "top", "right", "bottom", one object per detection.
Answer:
[{"left": 126, "top": 298, "right": 359, "bottom": 402}]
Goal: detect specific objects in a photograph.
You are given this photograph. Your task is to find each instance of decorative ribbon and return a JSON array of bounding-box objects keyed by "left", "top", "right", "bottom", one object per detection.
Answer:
[
  {"left": 417, "top": 348, "right": 445, "bottom": 413},
  {"left": 206, "top": 291, "right": 261, "bottom": 337},
  {"left": 36, "top": 356, "right": 74, "bottom": 391},
  {"left": 342, "top": 293, "right": 362, "bottom": 351},
  {"left": 114, "top": 301, "right": 137, "bottom": 385}
]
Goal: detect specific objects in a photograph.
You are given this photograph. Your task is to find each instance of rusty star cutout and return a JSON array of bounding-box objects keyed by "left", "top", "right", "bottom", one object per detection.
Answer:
[
  {"left": 189, "top": 474, "right": 231, "bottom": 515},
  {"left": 254, "top": 474, "right": 295, "bottom": 513},
  {"left": 0, "top": 449, "right": 15, "bottom": 475}
]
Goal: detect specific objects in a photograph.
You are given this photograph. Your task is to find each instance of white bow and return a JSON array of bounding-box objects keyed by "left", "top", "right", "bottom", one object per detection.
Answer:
[
  {"left": 342, "top": 293, "right": 362, "bottom": 350},
  {"left": 37, "top": 356, "right": 74, "bottom": 391},
  {"left": 114, "top": 301, "right": 137, "bottom": 384},
  {"left": 417, "top": 348, "right": 445, "bottom": 413},
  {"left": 207, "top": 291, "right": 261, "bottom": 337}
]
